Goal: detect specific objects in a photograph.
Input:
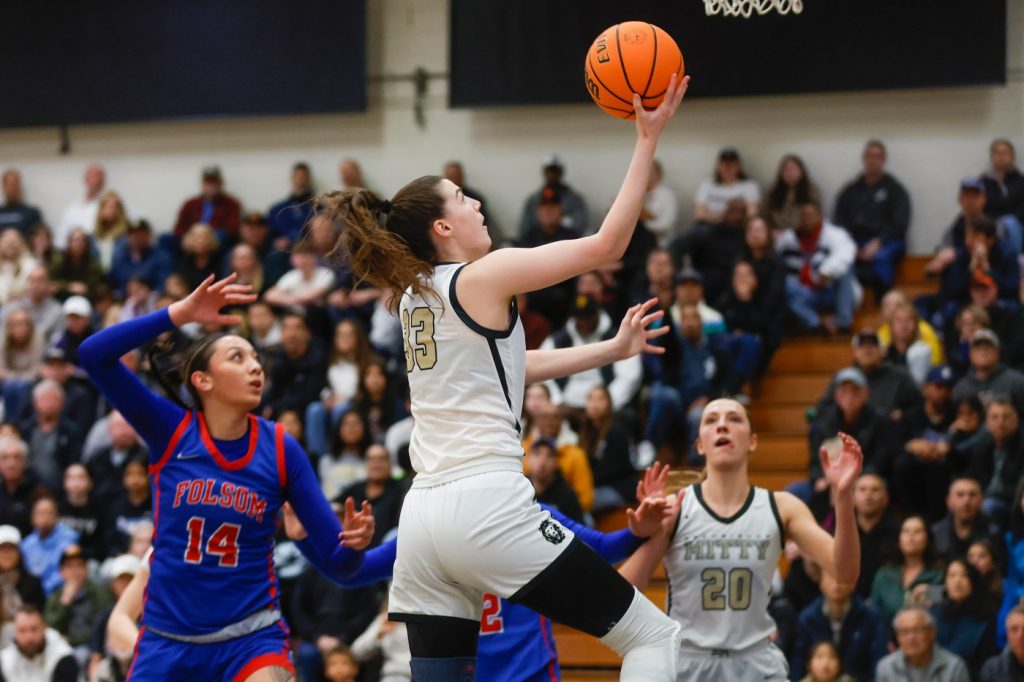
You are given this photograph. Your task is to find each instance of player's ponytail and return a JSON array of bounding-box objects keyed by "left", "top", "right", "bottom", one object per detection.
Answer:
[
  {"left": 146, "top": 333, "right": 229, "bottom": 411},
  {"left": 319, "top": 177, "right": 445, "bottom": 312}
]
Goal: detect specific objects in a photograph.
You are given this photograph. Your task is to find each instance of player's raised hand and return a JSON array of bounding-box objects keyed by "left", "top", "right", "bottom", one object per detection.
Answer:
[
  {"left": 821, "top": 432, "right": 864, "bottom": 497},
  {"left": 339, "top": 498, "right": 376, "bottom": 550},
  {"left": 614, "top": 298, "right": 670, "bottom": 359},
  {"left": 627, "top": 497, "right": 669, "bottom": 538},
  {"left": 634, "top": 73, "right": 690, "bottom": 141},
  {"left": 280, "top": 502, "right": 308, "bottom": 541},
  {"left": 636, "top": 461, "right": 670, "bottom": 501},
  {"left": 168, "top": 272, "right": 257, "bottom": 328}
]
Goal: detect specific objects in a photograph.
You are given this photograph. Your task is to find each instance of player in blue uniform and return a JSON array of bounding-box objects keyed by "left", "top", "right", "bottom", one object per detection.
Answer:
[
  {"left": 281, "top": 466, "right": 677, "bottom": 681},
  {"left": 79, "top": 274, "right": 375, "bottom": 682}
]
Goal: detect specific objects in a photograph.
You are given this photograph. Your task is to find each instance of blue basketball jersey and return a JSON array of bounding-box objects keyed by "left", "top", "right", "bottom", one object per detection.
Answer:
[
  {"left": 143, "top": 411, "right": 289, "bottom": 636},
  {"left": 477, "top": 594, "right": 560, "bottom": 682}
]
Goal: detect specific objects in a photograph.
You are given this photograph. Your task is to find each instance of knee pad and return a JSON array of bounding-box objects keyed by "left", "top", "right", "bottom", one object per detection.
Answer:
[{"left": 600, "top": 588, "right": 681, "bottom": 682}]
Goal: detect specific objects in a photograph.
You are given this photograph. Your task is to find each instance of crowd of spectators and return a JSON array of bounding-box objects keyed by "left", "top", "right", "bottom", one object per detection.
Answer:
[{"left": 0, "top": 136, "right": 1022, "bottom": 681}]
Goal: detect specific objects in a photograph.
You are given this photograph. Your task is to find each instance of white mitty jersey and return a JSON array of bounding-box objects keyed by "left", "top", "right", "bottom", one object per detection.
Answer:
[
  {"left": 664, "top": 484, "right": 783, "bottom": 651},
  {"left": 401, "top": 263, "right": 526, "bottom": 485}
]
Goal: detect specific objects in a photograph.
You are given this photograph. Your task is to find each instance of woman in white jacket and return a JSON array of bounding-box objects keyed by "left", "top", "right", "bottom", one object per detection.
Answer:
[{"left": 351, "top": 598, "right": 411, "bottom": 682}]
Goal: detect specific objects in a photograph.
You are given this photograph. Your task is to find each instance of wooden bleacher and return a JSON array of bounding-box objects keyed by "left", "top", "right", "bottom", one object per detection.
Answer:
[{"left": 554, "top": 256, "right": 937, "bottom": 675}]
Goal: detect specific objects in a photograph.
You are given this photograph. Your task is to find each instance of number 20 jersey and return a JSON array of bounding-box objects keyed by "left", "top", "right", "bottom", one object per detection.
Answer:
[
  {"left": 401, "top": 263, "right": 527, "bottom": 485},
  {"left": 664, "top": 484, "right": 783, "bottom": 651}
]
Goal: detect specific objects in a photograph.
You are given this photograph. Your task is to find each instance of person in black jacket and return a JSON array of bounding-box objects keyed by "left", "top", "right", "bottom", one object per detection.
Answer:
[
  {"left": 966, "top": 397, "right": 1024, "bottom": 527},
  {"left": 526, "top": 439, "right": 584, "bottom": 524},
  {"left": 578, "top": 386, "right": 636, "bottom": 513},
  {"left": 84, "top": 411, "right": 148, "bottom": 502},
  {"left": 102, "top": 456, "right": 152, "bottom": 557},
  {"left": 809, "top": 367, "right": 901, "bottom": 480},
  {"left": 262, "top": 311, "right": 327, "bottom": 419},
  {"left": 56, "top": 465, "right": 104, "bottom": 562},
  {"left": 833, "top": 139, "right": 911, "bottom": 299},
  {"left": 982, "top": 138, "right": 1024, "bottom": 226},
  {"left": 713, "top": 260, "right": 772, "bottom": 397},
  {"left": 930, "top": 477, "right": 997, "bottom": 564},
  {"left": 335, "top": 444, "right": 405, "bottom": 548},
  {"left": 0, "top": 437, "right": 49, "bottom": 536},
  {"left": 817, "top": 328, "right": 921, "bottom": 424},
  {"left": 890, "top": 366, "right": 957, "bottom": 520}
]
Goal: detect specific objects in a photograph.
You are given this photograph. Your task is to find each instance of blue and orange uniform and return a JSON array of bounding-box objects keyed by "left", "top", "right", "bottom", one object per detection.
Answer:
[
  {"left": 79, "top": 309, "right": 363, "bottom": 681},
  {"left": 338, "top": 506, "right": 643, "bottom": 682}
]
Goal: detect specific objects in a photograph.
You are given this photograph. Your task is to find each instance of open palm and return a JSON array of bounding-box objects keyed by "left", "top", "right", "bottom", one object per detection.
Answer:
[
  {"left": 615, "top": 298, "right": 670, "bottom": 359},
  {"left": 821, "top": 432, "right": 864, "bottom": 496},
  {"left": 168, "top": 273, "right": 256, "bottom": 328}
]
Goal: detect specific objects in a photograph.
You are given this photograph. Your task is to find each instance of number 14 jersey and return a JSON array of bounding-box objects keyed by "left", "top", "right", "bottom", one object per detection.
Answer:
[{"left": 664, "top": 484, "right": 784, "bottom": 651}]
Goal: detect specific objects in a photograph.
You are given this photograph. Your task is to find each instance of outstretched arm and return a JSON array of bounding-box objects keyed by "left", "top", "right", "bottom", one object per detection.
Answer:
[
  {"left": 457, "top": 76, "right": 689, "bottom": 304},
  {"left": 525, "top": 299, "right": 668, "bottom": 384},
  {"left": 780, "top": 433, "right": 862, "bottom": 589},
  {"left": 283, "top": 436, "right": 372, "bottom": 580},
  {"left": 80, "top": 273, "right": 255, "bottom": 449},
  {"left": 283, "top": 501, "right": 396, "bottom": 587}
]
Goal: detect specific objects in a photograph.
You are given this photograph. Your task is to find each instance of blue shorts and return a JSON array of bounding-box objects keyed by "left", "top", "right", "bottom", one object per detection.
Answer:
[{"left": 127, "top": 622, "right": 293, "bottom": 682}]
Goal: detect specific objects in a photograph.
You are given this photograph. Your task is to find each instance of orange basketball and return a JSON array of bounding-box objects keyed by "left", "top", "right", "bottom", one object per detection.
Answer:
[{"left": 584, "top": 22, "right": 684, "bottom": 119}]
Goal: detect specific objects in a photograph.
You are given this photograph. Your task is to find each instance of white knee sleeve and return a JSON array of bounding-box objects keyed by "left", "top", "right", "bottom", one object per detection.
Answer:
[{"left": 599, "top": 587, "right": 681, "bottom": 682}]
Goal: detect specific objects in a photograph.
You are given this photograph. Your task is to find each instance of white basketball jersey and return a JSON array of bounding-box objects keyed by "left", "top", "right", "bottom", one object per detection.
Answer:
[
  {"left": 664, "top": 484, "right": 783, "bottom": 651},
  {"left": 401, "top": 263, "right": 526, "bottom": 486}
]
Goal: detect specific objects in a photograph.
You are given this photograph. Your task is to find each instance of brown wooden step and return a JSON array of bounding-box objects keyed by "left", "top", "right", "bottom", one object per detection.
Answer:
[
  {"left": 751, "top": 470, "right": 806, "bottom": 490},
  {"left": 755, "top": 372, "right": 832, "bottom": 403},
  {"left": 563, "top": 673, "right": 620, "bottom": 681},
  {"left": 750, "top": 434, "right": 808, "bottom": 470},
  {"left": 897, "top": 256, "right": 937, "bottom": 285},
  {"left": 769, "top": 338, "right": 853, "bottom": 373},
  {"left": 750, "top": 403, "right": 811, "bottom": 433}
]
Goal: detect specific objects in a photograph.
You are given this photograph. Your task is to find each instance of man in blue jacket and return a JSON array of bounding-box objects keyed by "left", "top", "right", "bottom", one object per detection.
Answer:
[{"left": 791, "top": 571, "right": 889, "bottom": 681}]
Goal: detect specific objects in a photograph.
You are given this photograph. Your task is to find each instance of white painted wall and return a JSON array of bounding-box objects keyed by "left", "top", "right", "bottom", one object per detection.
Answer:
[{"left": 1, "top": 0, "right": 1022, "bottom": 253}]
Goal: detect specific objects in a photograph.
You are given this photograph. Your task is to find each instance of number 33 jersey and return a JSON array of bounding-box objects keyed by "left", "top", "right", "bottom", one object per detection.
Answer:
[
  {"left": 402, "top": 263, "right": 527, "bottom": 485},
  {"left": 664, "top": 484, "right": 784, "bottom": 650}
]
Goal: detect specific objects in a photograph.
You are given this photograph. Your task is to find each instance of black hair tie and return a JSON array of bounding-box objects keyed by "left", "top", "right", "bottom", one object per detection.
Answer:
[{"left": 379, "top": 199, "right": 392, "bottom": 215}]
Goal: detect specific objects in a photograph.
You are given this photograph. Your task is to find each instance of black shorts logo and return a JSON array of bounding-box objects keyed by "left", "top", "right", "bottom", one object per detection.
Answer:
[{"left": 540, "top": 519, "right": 566, "bottom": 545}]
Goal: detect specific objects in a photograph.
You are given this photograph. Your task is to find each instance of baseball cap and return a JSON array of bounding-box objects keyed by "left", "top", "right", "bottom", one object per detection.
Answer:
[
  {"left": 852, "top": 329, "right": 880, "bottom": 347},
  {"left": 127, "top": 219, "right": 151, "bottom": 233},
  {"left": 42, "top": 347, "right": 67, "bottom": 363},
  {"left": 106, "top": 554, "right": 142, "bottom": 580},
  {"left": 571, "top": 294, "right": 600, "bottom": 319},
  {"left": 201, "top": 165, "right": 223, "bottom": 181},
  {"left": 62, "top": 296, "right": 92, "bottom": 318},
  {"left": 542, "top": 154, "right": 563, "bottom": 170},
  {"left": 970, "top": 328, "right": 1000, "bottom": 348},
  {"left": 0, "top": 525, "right": 21, "bottom": 546},
  {"left": 835, "top": 367, "right": 868, "bottom": 389},
  {"left": 971, "top": 270, "right": 996, "bottom": 290},
  {"left": 531, "top": 437, "right": 558, "bottom": 453},
  {"left": 674, "top": 267, "right": 703, "bottom": 285},
  {"left": 925, "top": 365, "right": 955, "bottom": 386},
  {"left": 718, "top": 147, "right": 741, "bottom": 162},
  {"left": 242, "top": 211, "right": 267, "bottom": 227},
  {"left": 538, "top": 186, "right": 562, "bottom": 207},
  {"left": 960, "top": 176, "right": 985, "bottom": 192},
  {"left": 59, "top": 545, "right": 85, "bottom": 566}
]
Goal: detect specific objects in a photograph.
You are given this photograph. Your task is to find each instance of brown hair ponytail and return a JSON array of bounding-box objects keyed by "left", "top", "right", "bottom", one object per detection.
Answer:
[{"left": 319, "top": 176, "right": 446, "bottom": 312}]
